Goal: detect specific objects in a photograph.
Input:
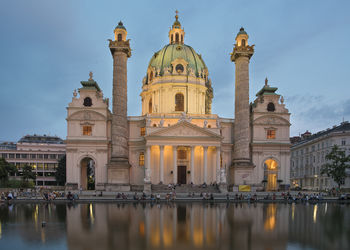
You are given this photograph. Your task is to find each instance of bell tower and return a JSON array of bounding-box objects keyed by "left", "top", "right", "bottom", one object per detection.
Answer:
[
  {"left": 230, "top": 27, "right": 255, "bottom": 178},
  {"left": 107, "top": 21, "right": 132, "bottom": 190}
]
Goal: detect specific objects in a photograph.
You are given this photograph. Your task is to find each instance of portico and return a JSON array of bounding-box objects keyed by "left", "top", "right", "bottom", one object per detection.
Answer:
[
  {"left": 143, "top": 121, "right": 222, "bottom": 185},
  {"left": 145, "top": 144, "right": 221, "bottom": 185}
]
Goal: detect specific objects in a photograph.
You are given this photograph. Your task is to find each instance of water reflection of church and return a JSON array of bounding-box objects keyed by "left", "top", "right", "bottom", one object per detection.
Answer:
[
  {"left": 65, "top": 13, "right": 291, "bottom": 192},
  {"left": 66, "top": 203, "right": 291, "bottom": 250}
]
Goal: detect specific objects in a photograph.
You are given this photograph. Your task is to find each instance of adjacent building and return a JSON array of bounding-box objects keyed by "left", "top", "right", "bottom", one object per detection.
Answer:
[
  {"left": 0, "top": 135, "right": 66, "bottom": 186},
  {"left": 66, "top": 14, "right": 291, "bottom": 192},
  {"left": 290, "top": 121, "right": 350, "bottom": 190}
]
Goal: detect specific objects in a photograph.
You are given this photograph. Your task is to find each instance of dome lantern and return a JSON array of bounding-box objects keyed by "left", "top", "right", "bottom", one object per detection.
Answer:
[
  {"left": 235, "top": 27, "right": 249, "bottom": 47},
  {"left": 168, "top": 10, "right": 185, "bottom": 44},
  {"left": 114, "top": 21, "right": 127, "bottom": 42}
]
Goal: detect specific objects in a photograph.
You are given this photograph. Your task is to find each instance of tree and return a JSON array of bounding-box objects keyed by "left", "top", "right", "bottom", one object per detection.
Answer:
[
  {"left": 55, "top": 155, "right": 66, "bottom": 186},
  {"left": 22, "top": 165, "right": 36, "bottom": 183},
  {"left": 0, "top": 158, "right": 17, "bottom": 186},
  {"left": 321, "top": 145, "right": 350, "bottom": 189}
]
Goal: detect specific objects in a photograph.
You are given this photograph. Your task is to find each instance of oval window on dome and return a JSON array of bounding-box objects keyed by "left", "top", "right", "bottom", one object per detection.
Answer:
[{"left": 176, "top": 64, "right": 184, "bottom": 73}]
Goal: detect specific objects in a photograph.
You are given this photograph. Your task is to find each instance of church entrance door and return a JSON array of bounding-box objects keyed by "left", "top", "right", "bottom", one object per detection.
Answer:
[
  {"left": 177, "top": 166, "right": 187, "bottom": 184},
  {"left": 80, "top": 157, "right": 95, "bottom": 190}
]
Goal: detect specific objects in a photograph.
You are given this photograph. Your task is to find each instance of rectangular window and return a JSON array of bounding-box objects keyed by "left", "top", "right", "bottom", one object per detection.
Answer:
[
  {"left": 50, "top": 154, "right": 56, "bottom": 159},
  {"left": 21, "top": 154, "right": 27, "bottom": 159},
  {"left": 1, "top": 153, "right": 7, "bottom": 159},
  {"left": 267, "top": 130, "right": 276, "bottom": 139},
  {"left": 139, "top": 152, "right": 145, "bottom": 166},
  {"left": 9, "top": 154, "right": 14, "bottom": 159},
  {"left": 140, "top": 127, "right": 146, "bottom": 136},
  {"left": 31, "top": 154, "right": 36, "bottom": 159},
  {"left": 38, "top": 154, "right": 43, "bottom": 159},
  {"left": 44, "top": 154, "right": 49, "bottom": 159},
  {"left": 16, "top": 154, "right": 20, "bottom": 159},
  {"left": 83, "top": 125, "right": 92, "bottom": 136},
  {"left": 342, "top": 139, "right": 346, "bottom": 145}
]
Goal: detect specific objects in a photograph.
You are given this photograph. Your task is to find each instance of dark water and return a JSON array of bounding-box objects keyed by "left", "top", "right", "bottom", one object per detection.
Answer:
[{"left": 0, "top": 202, "right": 349, "bottom": 250}]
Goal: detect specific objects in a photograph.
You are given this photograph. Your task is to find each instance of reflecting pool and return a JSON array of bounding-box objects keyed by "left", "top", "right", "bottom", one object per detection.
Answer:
[{"left": 0, "top": 202, "right": 349, "bottom": 250}]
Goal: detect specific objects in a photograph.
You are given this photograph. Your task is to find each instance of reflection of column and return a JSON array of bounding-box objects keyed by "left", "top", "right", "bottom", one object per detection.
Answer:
[
  {"left": 190, "top": 205, "right": 194, "bottom": 244},
  {"left": 173, "top": 146, "right": 177, "bottom": 184},
  {"left": 145, "top": 206, "right": 150, "bottom": 247},
  {"left": 173, "top": 206, "right": 177, "bottom": 243},
  {"left": 216, "top": 147, "right": 221, "bottom": 184},
  {"left": 160, "top": 146, "right": 164, "bottom": 183},
  {"left": 160, "top": 206, "right": 164, "bottom": 247},
  {"left": 203, "top": 205, "right": 207, "bottom": 244},
  {"left": 203, "top": 146, "right": 208, "bottom": 184},
  {"left": 190, "top": 146, "right": 195, "bottom": 184}
]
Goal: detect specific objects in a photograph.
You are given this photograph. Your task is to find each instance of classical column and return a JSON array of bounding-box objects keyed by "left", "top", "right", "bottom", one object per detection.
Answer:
[
  {"left": 160, "top": 146, "right": 164, "bottom": 184},
  {"left": 230, "top": 27, "right": 254, "bottom": 168},
  {"left": 203, "top": 146, "right": 208, "bottom": 184},
  {"left": 145, "top": 146, "right": 151, "bottom": 182},
  {"left": 109, "top": 23, "right": 131, "bottom": 164},
  {"left": 173, "top": 146, "right": 177, "bottom": 184},
  {"left": 216, "top": 147, "right": 221, "bottom": 184},
  {"left": 107, "top": 22, "right": 132, "bottom": 187},
  {"left": 190, "top": 146, "right": 195, "bottom": 184}
]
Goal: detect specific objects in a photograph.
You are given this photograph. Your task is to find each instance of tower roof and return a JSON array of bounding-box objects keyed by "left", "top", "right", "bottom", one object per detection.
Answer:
[
  {"left": 237, "top": 27, "right": 247, "bottom": 36},
  {"left": 115, "top": 21, "right": 126, "bottom": 30},
  {"left": 256, "top": 78, "right": 278, "bottom": 96},
  {"left": 172, "top": 10, "right": 181, "bottom": 28}
]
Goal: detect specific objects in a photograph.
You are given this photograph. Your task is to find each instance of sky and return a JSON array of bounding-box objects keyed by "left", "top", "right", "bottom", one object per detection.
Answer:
[{"left": 0, "top": 0, "right": 350, "bottom": 142}]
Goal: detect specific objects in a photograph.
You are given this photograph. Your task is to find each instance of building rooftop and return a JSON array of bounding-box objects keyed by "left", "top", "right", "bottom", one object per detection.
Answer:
[
  {"left": 291, "top": 121, "right": 350, "bottom": 147},
  {"left": 18, "top": 134, "right": 64, "bottom": 144}
]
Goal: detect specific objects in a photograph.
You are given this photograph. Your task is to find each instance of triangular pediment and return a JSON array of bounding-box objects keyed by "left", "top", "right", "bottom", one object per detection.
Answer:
[{"left": 146, "top": 121, "right": 221, "bottom": 139}]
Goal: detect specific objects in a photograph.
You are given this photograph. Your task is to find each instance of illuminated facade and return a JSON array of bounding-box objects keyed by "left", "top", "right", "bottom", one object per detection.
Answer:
[{"left": 66, "top": 14, "right": 291, "bottom": 192}]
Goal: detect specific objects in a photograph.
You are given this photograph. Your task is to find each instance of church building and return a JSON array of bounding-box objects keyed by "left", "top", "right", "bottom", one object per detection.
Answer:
[{"left": 65, "top": 13, "right": 291, "bottom": 192}]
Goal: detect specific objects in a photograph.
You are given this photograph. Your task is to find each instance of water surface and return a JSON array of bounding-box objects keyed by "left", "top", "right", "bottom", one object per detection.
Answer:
[{"left": 0, "top": 202, "right": 349, "bottom": 250}]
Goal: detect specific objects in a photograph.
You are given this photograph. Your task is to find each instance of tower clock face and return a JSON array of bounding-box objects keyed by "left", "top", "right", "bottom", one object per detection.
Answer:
[{"left": 176, "top": 64, "right": 184, "bottom": 73}]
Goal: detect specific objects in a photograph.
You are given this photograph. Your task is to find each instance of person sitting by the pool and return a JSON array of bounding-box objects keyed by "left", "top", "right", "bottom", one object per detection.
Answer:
[
  {"left": 210, "top": 193, "right": 214, "bottom": 200},
  {"left": 202, "top": 183, "right": 207, "bottom": 188},
  {"left": 156, "top": 194, "right": 161, "bottom": 200},
  {"left": 142, "top": 192, "right": 147, "bottom": 200},
  {"left": 7, "top": 192, "right": 13, "bottom": 200},
  {"left": 67, "top": 192, "right": 74, "bottom": 201},
  {"left": 116, "top": 193, "right": 121, "bottom": 199},
  {"left": 1, "top": 192, "right": 5, "bottom": 200}
]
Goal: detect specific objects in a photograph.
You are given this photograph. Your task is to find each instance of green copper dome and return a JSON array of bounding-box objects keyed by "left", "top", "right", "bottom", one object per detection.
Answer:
[{"left": 148, "top": 44, "right": 207, "bottom": 77}]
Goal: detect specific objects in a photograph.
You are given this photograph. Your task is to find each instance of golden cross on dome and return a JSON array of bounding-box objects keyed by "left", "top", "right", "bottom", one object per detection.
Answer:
[{"left": 89, "top": 71, "right": 93, "bottom": 81}]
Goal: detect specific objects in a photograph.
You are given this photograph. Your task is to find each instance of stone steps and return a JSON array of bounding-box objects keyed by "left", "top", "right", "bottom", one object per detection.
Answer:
[{"left": 151, "top": 184, "right": 220, "bottom": 193}]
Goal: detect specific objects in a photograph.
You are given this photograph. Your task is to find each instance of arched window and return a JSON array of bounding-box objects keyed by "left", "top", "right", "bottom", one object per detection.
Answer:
[
  {"left": 267, "top": 102, "right": 275, "bottom": 112},
  {"left": 117, "top": 33, "right": 122, "bottom": 41},
  {"left": 175, "top": 33, "right": 179, "bottom": 43},
  {"left": 181, "top": 34, "right": 183, "bottom": 43},
  {"left": 149, "top": 72, "right": 153, "bottom": 82},
  {"left": 241, "top": 39, "right": 246, "bottom": 46},
  {"left": 175, "top": 93, "right": 184, "bottom": 111},
  {"left": 171, "top": 34, "right": 174, "bottom": 43},
  {"left": 83, "top": 97, "right": 92, "bottom": 107},
  {"left": 149, "top": 99, "right": 152, "bottom": 114}
]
